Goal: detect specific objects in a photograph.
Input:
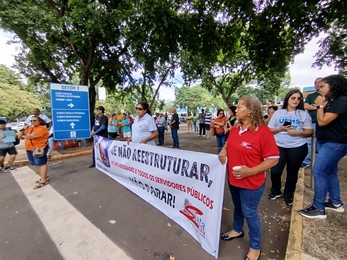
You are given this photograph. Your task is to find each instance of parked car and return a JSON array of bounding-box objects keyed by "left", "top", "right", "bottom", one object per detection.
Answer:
[
  {"left": 179, "top": 113, "right": 187, "bottom": 123},
  {"left": 6, "top": 122, "right": 25, "bottom": 132}
]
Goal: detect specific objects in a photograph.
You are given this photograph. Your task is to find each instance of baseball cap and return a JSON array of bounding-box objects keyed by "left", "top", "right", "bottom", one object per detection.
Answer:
[{"left": 96, "top": 106, "right": 105, "bottom": 112}]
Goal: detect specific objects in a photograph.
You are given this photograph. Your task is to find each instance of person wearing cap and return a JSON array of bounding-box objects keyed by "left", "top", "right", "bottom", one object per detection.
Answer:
[
  {"left": 0, "top": 120, "right": 18, "bottom": 172},
  {"left": 89, "top": 106, "right": 108, "bottom": 168}
]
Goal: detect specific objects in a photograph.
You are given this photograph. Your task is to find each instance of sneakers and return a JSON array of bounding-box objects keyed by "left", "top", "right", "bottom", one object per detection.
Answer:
[
  {"left": 301, "top": 163, "right": 310, "bottom": 169},
  {"left": 325, "top": 200, "right": 344, "bottom": 213},
  {"left": 284, "top": 197, "right": 293, "bottom": 206},
  {"left": 0, "top": 166, "right": 3, "bottom": 172},
  {"left": 268, "top": 192, "right": 281, "bottom": 200},
  {"left": 4, "top": 167, "right": 15, "bottom": 172},
  {"left": 299, "top": 205, "right": 326, "bottom": 219}
]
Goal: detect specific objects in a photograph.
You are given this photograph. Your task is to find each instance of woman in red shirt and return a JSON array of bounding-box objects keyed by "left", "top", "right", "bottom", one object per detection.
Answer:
[{"left": 218, "top": 96, "right": 279, "bottom": 260}]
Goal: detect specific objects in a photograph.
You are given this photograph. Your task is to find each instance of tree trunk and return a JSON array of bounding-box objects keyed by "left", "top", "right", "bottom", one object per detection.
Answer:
[{"left": 89, "top": 84, "right": 96, "bottom": 128}]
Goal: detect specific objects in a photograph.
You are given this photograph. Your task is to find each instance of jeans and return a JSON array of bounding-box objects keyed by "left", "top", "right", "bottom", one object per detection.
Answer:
[
  {"left": 193, "top": 121, "right": 198, "bottom": 132},
  {"left": 48, "top": 136, "right": 54, "bottom": 153},
  {"left": 303, "top": 123, "right": 316, "bottom": 165},
  {"left": 270, "top": 144, "right": 308, "bottom": 199},
  {"left": 199, "top": 123, "right": 206, "bottom": 136},
  {"left": 157, "top": 126, "right": 165, "bottom": 145},
  {"left": 313, "top": 141, "right": 347, "bottom": 210},
  {"left": 229, "top": 183, "right": 265, "bottom": 250},
  {"left": 216, "top": 132, "right": 226, "bottom": 153},
  {"left": 171, "top": 128, "right": 179, "bottom": 148}
]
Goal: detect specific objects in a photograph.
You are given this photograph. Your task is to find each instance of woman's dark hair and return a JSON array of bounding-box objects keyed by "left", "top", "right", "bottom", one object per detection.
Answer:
[
  {"left": 282, "top": 89, "right": 304, "bottom": 110},
  {"left": 217, "top": 108, "right": 225, "bottom": 116},
  {"left": 137, "top": 102, "right": 152, "bottom": 116},
  {"left": 321, "top": 74, "right": 347, "bottom": 99},
  {"left": 228, "top": 106, "right": 236, "bottom": 116},
  {"left": 32, "top": 116, "right": 46, "bottom": 126},
  {"left": 268, "top": 105, "right": 278, "bottom": 111}
]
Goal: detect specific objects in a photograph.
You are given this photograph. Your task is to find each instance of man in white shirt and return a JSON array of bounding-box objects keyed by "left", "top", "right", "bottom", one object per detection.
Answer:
[{"left": 24, "top": 108, "right": 52, "bottom": 130}]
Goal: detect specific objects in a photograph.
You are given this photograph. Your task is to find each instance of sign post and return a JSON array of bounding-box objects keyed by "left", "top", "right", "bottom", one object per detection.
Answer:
[{"left": 50, "top": 83, "right": 91, "bottom": 141}]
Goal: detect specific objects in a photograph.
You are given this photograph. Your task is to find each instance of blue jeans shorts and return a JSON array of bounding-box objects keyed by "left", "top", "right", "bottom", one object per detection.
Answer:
[{"left": 26, "top": 146, "right": 48, "bottom": 166}]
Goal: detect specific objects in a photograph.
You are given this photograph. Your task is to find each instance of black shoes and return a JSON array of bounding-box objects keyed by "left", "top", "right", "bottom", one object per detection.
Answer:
[
  {"left": 89, "top": 163, "right": 95, "bottom": 168},
  {"left": 284, "top": 197, "right": 293, "bottom": 206},
  {"left": 268, "top": 192, "right": 281, "bottom": 200},
  {"left": 220, "top": 231, "right": 244, "bottom": 241}
]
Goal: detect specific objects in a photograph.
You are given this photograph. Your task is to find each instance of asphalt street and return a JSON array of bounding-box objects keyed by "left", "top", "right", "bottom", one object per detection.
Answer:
[{"left": 0, "top": 128, "right": 291, "bottom": 259}]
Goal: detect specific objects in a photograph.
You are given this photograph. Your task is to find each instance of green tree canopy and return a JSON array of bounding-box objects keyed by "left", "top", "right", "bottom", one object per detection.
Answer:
[{"left": 0, "top": 66, "right": 42, "bottom": 122}]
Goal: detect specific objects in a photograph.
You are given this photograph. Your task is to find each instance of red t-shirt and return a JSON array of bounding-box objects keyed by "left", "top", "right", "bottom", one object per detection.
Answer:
[
  {"left": 226, "top": 125, "right": 279, "bottom": 189},
  {"left": 213, "top": 116, "right": 227, "bottom": 134},
  {"left": 127, "top": 115, "right": 134, "bottom": 124}
]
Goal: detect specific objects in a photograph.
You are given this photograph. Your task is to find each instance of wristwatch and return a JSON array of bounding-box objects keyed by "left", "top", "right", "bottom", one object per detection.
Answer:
[{"left": 316, "top": 105, "right": 322, "bottom": 109}]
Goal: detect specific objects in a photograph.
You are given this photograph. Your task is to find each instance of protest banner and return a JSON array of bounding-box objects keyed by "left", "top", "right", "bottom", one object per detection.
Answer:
[{"left": 95, "top": 136, "right": 226, "bottom": 258}]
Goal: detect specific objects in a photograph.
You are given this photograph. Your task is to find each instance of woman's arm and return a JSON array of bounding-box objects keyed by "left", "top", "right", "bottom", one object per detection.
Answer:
[
  {"left": 235, "top": 158, "right": 279, "bottom": 178},
  {"left": 269, "top": 125, "right": 290, "bottom": 134},
  {"left": 317, "top": 108, "right": 338, "bottom": 126},
  {"left": 287, "top": 128, "right": 313, "bottom": 138},
  {"left": 140, "top": 130, "right": 159, "bottom": 144},
  {"left": 218, "top": 145, "right": 227, "bottom": 164},
  {"left": 315, "top": 96, "right": 339, "bottom": 126}
]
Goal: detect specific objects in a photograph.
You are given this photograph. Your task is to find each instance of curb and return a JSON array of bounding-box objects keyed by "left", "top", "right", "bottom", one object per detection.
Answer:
[
  {"left": 285, "top": 168, "right": 305, "bottom": 260},
  {"left": 12, "top": 149, "right": 92, "bottom": 167}
]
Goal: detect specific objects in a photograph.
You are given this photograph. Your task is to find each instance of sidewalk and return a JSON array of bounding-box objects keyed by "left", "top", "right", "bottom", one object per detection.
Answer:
[
  {"left": 6, "top": 136, "right": 347, "bottom": 259},
  {"left": 286, "top": 156, "right": 347, "bottom": 260}
]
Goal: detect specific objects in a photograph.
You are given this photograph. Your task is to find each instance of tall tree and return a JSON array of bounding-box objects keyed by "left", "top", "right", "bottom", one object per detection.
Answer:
[
  {"left": 313, "top": 0, "right": 347, "bottom": 74},
  {"left": 0, "top": 0, "right": 181, "bottom": 122},
  {"left": 0, "top": 65, "right": 42, "bottom": 120},
  {"left": 178, "top": 0, "right": 342, "bottom": 106}
]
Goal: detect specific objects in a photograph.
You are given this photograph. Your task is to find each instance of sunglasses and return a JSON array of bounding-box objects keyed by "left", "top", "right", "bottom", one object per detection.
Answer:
[
  {"left": 135, "top": 107, "right": 144, "bottom": 111},
  {"left": 290, "top": 96, "right": 302, "bottom": 101}
]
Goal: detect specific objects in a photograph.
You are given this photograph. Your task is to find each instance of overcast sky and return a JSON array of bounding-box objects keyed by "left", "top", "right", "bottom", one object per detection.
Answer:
[{"left": 1, "top": 29, "right": 336, "bottom": 100}]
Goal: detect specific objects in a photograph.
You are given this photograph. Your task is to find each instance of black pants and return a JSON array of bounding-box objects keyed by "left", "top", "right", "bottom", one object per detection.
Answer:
[
  {"left": 199, "top": 123, "right": 206, "bottom": 136},
  {"left": 270, "top": 144, "right": 308, "bottom": 199}
]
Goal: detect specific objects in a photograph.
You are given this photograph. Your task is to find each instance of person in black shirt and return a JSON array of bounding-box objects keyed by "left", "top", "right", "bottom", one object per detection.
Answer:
[
  {"left": 300, "top": 74, "right": 347, "bottom": 219},
  {"left": 169, "top": 108, "right": 180, "bottom": 149},
  {"left": 89, "top": 106, "right": 108, "bottom": 168}
]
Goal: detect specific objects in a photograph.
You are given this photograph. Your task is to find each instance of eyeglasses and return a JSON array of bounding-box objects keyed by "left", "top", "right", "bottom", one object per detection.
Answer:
[
  {"left": 135, "top": 107, "right": 144, "bottom": 111},
  {"left": 30, "top": 120, "right": 38, "bottom": 122},
  {"left": 290, "top": 96, "right": 302, "bottom": 101}
]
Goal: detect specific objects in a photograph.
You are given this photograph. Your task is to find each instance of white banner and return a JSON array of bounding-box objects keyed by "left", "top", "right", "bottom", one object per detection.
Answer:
[{"left": 95, "top": 136, "right": 226, "bottom": 258}]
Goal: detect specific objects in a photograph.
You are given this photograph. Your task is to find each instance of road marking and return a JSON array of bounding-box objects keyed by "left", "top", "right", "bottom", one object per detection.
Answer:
[{"left": 12, "top": 166, "right": 132, "bottom": 260}]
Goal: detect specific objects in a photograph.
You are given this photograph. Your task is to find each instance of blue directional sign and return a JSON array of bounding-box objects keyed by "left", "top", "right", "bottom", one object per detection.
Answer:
[{"left": 50, "top": 83, "right": 91, "bottom": 140}]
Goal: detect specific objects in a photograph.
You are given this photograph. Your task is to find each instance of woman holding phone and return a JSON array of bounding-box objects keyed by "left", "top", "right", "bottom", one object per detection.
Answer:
[
  {"left": 300, "top": 75, "right": 347, "bottom": 219},
  {"left": 268, "top": 89, "right": 313, "bottom": 205}
]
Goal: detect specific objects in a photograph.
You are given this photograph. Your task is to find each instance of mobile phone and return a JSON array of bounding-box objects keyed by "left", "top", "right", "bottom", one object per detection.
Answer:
[{"left": 283, "top": 122, "right": 292, "bottom": 126}]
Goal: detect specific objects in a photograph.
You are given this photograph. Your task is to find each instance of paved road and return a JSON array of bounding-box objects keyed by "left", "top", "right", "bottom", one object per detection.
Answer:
[{"left": 0, "top": 127, "right": 291, "bottom": 259}]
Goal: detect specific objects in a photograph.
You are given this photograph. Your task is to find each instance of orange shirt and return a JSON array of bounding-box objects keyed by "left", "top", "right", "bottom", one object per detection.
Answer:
[
  {"left": 116, "top": 114, "right": 123, "bottom": 126},
  {"left": 24, "top": 125, "right": 49, "bottom": 150},
  {"left": 213, "top": 116, "right": 227, "bottom": 134}
]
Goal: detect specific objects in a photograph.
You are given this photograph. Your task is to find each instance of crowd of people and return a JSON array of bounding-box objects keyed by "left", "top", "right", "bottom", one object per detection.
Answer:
[{"left": 1, "top": 74, "right": 346, "bottom": 259}]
